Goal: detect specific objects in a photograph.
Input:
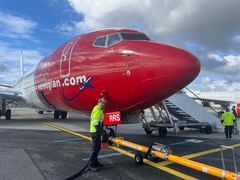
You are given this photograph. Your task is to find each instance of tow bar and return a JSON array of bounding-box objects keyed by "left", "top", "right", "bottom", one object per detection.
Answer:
[{"left": 107, "top": 137, "right": 239, "bottom": 180}]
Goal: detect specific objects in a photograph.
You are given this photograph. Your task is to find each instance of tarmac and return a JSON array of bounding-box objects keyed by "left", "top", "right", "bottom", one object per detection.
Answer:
[{"left": 0, "top": 108, "right": 240, "bottom": 180}]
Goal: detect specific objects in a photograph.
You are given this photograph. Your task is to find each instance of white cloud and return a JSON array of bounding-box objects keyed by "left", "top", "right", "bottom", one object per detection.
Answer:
[
  {"left": 208, "top": 54, "right": 223, "bottom": 62},
  {"left": 0, "top": 45, "right": 43, "bottom": 85},
  {"left": 207, "top": 53, "right": 240, "bottom": 73},
  {"left": 0, "top": 67, "right": 21, "bottom": 84},
  {"left": 225, "top": 55, "right": 240, "bottom": 67},
  {"left": 233, "top": 35, "right": 240, "bottom": 43},
  {"left": 201, "top": 76, "right": 240, "bottom": 91},
  {"left": 0, "top": 11, "right": 39, "bottom": 42},
  {"left": 0, "top": 12, "right": 45, "bottom": 85},
  {"left": 202, "top": 77, "right": 210, "bottom": 84},
  {"left": 0, "top": 11, "right": 37, "bottom": 34}
]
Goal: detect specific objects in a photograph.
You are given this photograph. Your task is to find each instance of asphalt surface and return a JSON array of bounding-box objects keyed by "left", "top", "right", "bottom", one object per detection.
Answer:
[{"left": 0, "top": 108, "right": 240, "bottom": 180}]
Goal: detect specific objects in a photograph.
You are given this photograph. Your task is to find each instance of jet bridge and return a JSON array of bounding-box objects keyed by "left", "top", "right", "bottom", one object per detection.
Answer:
[{"left": 141, "top": 91, "right": 222, "bottom": 137}]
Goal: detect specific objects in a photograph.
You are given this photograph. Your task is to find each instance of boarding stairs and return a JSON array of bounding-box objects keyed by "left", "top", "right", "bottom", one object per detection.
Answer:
[
  {"left": 165, "top": 91, "right": 222, "bottom": 131},
  {"left": 141, "top": 90, "right": 222, "bottom": 136}
]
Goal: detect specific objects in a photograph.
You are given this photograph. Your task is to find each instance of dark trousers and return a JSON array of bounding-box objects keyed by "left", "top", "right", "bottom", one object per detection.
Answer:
[
  {"left": 89, "top": 132, "right": 101, "bottom": 167},
  {"left": 225, "top": 126, "right": 233, "bottom": 138}
]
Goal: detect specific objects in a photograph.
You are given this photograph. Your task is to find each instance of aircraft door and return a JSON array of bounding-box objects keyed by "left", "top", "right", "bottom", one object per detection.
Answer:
[{"left": 60, "top": 37, "right": 80, "bottom": 77}]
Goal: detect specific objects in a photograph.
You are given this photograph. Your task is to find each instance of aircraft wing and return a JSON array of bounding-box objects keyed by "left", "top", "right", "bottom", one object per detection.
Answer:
[
  {"left": 0, "top": 89, "right": 23, "bottom": 101},
  {"left": 0, "top": 89, "right": 27, "bottom": 108},
  {"left": 198, "top": 98, "right": 230, "bottom": 104}
]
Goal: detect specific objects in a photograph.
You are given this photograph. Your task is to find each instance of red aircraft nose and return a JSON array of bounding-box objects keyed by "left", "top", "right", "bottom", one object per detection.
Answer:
[{"left": 134, "top": 42, "right": 201, "bottom": 110}]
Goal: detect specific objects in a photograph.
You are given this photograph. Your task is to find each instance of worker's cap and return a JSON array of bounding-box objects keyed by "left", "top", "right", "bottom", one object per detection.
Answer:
[{"left": 98, "top": 98, "right": 106, "bottom": 104}]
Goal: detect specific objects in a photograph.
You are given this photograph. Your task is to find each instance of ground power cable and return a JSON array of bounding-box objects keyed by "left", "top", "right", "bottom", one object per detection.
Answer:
[
  {"left": 65, "top": 154, "right": 91, "bottom": 180},
  {"left": 65, "top": 163, "right": 89, "bottom": 180}
]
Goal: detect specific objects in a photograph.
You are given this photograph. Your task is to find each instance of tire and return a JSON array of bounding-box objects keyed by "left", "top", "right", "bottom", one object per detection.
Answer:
[
  {"left": 38, "top": 111, "right": 44, "bottom": 114},
  {"left": 108, "top": 128, "right": 115, "bottom": 145},
  {"left": 101, "top": 130, "right": 108, "bottom": 143},
  {"left": 109, "top": 128, "right": 115, "bottom": 138},
  {"left": 0, "top": 110, "right": 2, "bottom": 117},
  {"left": 54, "top": 110, "right": 60, "bottom": 119},
  {"left": 5, "top": 109, "right": 11, "bottom": 120},
  {"left": 158, "top": 127, "right": 167, "bottom": 137},
  {"left": 134, "top": 152, "right": 143, "bottom": 165},
  {"left": 205, "top": 125, "right": 212, "bottom": 134},
  {"left": 144, "top": 128, "right": 153, "bottom": 135},
  {"left": 179, "top": 127, "right": 185, "bottom": 131},
  {"left": 60, "top": 111, "right": 68, "bottom": 119}
]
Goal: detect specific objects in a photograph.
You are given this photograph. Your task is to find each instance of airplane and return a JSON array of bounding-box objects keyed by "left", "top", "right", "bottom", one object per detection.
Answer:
[
  {"left": 186, "top": 91, "right": 240, "bottom": 117},
  {"left": 0, "top": 28, "right": 200, "bottom": 128}
]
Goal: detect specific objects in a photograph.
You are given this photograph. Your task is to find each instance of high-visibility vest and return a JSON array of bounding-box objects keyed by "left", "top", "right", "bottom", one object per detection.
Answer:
[
  {"left": 90, "top": 105, "right": 104, "bottom": 133},
  {"left": 221, "top": 112, "right": 236, "bottom": 126}
]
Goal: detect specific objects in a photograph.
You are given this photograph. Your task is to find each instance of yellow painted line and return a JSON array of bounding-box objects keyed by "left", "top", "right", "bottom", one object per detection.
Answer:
[
  {"left": 41, "top": 122, "right": 91, "bottom": 141},
  {"left": 42, "top": 122, "right": 197, "bottom": 180},
  {"left": 110, "top": 146, "right": 197, "bottom": 180},
  {"left": 183, "top": 143, "right": 240, "bottom": 159},
  {"left": 157, "top": 143, "right": 240, "bottom": 166}
]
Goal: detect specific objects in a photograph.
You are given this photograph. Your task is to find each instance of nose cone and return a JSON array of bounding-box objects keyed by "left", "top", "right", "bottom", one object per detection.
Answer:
[{"left": 137, "top": 43, "right": 200, "bottom": 109}]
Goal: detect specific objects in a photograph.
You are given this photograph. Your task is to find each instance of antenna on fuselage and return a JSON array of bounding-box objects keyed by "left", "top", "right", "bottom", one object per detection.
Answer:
[{"left": 20, "top": 49, "right": 24, "bottom": 77}]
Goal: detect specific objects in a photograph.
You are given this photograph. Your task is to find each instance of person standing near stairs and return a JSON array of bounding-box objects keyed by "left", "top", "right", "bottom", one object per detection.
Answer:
[
  {"left": 221, "top": 108, "right": 236, "bottom": 139},
  {"left": 231, "top": 106, "right": 239, "bottom": 134}
]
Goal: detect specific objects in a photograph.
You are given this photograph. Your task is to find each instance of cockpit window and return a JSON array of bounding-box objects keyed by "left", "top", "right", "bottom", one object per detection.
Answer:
[
  {"left": 120, "top": 32, "right": 150, "bottom": 41},
  {"left": 107, "top": 33, "right": 121, "bottom": 46},
  {"left": 94, "top": 32, "right": 149, "bottom": 48},
  {"left": 94, "top": 36, "right": 107, "bottom": 47}
]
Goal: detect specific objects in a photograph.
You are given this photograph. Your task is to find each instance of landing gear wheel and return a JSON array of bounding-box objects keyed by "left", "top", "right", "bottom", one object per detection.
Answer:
[
  {"left": 5, "top": 109, "right": 11, "bottom": 120},
  {"left": 134, "top": 152, "right": 143, "bottom": 165},
  {"left": 144, "top": 128, "right": 153, "bottom": 135},
  {"left": 109, "top": 128, "right": 116, "bottom": 138},
  {"left": 179, "top": 127, "right": 185, "bottom": 131},
  {"left": 0, "top": 110, "right": 2, "bottom": 117},
  {"left": 108, "top": 128, "right": 116, "bottom": 145},
  {"left": 54, "top": 110, "right": 60, "bottom": 119},
  {"left": 60, "top": 111, "right": 68, "bottom": 119},
  {"left": 38, "top": 111, "right": 44, "bottom": 114},
  {"left": 101, "top": 130, "right": 108, "bottom": 143},
  {"left": 205, "top": 125, "right": 212, "bottom": 134},
  {"left": 158, "top": 127, "right": 167, "bottom": 137}
]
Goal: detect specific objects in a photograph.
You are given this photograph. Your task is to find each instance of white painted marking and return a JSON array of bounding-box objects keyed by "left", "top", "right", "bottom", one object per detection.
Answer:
[
  {"left": 185, "top": 139, "right": 204, "bottom": 143},
  {"left": 82, "top": 151, "right": 133, "bottom": 161},
  {"left": 54, "top": 137, "right": 83, "bottom": 143}
]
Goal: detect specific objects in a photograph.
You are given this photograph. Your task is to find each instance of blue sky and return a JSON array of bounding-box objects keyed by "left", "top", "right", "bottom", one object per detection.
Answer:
[
  {"left": 0, "top": 0, "right": 240, "bottom": 91},
  {"left": 0, "top": 0, "right": 81, "bottom": 53}
]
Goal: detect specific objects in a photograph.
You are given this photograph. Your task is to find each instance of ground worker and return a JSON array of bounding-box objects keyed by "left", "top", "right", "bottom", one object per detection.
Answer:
[
  {"left": 89, "top": 98, "right": 106, "bottom": 171},
  {"left": 221, "top": 108, "right": 236, "bottom": 139},
  {"left": 231, "top": 106, "right": 239, "bottom": 134}
]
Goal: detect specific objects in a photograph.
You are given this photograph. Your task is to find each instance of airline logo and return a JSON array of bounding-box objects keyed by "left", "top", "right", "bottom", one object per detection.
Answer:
[
  {"left": 62, "top": 76, "right": 94, "bottom": 102},
  {"left": 37, "top": 75, "right": 94, "bottom": 102},
  {"left": 37, "top": 75, "right": 88, "bottom": 91}
]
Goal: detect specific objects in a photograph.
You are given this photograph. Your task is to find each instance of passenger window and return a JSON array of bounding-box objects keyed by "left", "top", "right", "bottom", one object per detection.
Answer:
[
  {"left": 107, "top": 34, "right": 121, "bottom": 46},
  {"left": 94, "top": 36, "right": 107, "bottom": 47}
]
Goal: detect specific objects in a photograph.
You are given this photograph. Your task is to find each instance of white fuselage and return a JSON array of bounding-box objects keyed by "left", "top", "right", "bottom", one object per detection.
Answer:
[{"left": 13, "top": 68, "right": 49, "bottom": 109}]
